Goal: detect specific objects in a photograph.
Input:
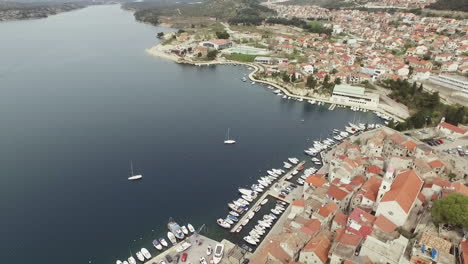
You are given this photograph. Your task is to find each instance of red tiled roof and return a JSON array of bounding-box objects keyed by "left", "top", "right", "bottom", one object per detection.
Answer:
[
  {"left": 292, "top": 200, "right": 306, "bottom": 207},
  {"left": 439, "top": 122, "right": 468, "bottom": 134},
  {"left": 333, "top": 212, "right": 348, "bottom": 227},
  {"left": 327, "top": 185, "right": 349, "bottom": 201},
  {"left": 303, "top": 234, "right": 331, "bottom": 263},
  {"left": 366, "top": 165, "right": 382, "bottom": 175},
  {"left": 305, "top": 174, "right": 327, "bottom": 188},
  {"left": 374, "top": 215, "right": 397, "bottom": 234},
  {"left": 381, "top": 170, "right": 423, "bottom": 213},
  {"left": 453, "top": 182, "right": 468, "bottom": 196},
  {"left": 301, "top": 219, "right": 321, "bottom": 236},
  {"left": 318, "top": 202, "right": 338, "bottom": 218},
  {"left": 403, "top": 141, "right": 417, "bottom": 151},
  {"left": 347, "top": 208, "right": 375, "bottom": 237},
  {"left": 335, "top": 228, "right": 362, "bottom": 246},
  {"left": 433, "top": 178, "right": 451, "bottom": 188},
  {"left": 461, "top": 240, "right": 468, "bottom": 264},
  {"left": 428, "top": 160, "right": 444, "bottom": 169}
]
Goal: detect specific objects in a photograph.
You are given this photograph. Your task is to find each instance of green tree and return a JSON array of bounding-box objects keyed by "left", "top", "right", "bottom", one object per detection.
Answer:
[
  {"left": 306, "top": 75, "right": 317, "bottom": 89},
  {"left": 207, "top": 50, "right": 218, "bottom": 60},
  {"left": 291, "top": 73, "right": 296, "bottom": 82},
  {"left": 157, "top": 32, "right": 164, "bottom": 38},
  {"left": 215, "top": 30, "right": 230, "bottom": 39},
  {"left": 334, "top": 78, "right": 341, "bottom": 85},
  {"left": 282, "top": 73, "right": 290, "bottom": 83},
  {"left": 432, "top": 193, "right": 468, "bottom": 228},
  {"left": 323, "top": 74, "right": 330, "bottom": 85}
]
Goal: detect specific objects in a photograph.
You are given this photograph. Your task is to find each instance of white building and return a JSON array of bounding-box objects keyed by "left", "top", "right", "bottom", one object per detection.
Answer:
[
  {"left": 330, "top": 84, "right": 380, "bottom": 110},
  {"left": 359, "top": 235, "right": 409, "bottom": 264}
]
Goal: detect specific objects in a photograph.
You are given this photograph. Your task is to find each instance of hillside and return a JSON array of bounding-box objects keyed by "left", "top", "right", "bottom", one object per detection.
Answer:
[{"left": 427, "top": 0, "right": 468, "bottom": 12}]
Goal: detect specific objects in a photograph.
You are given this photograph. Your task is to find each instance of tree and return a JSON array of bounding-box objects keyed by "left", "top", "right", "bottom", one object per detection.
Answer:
[
  {"left": 323, "top": 74, "right": 330, "bottom": 85},
  {"left": 331, "top": 68, "right": 338, "bottom": 74},
  {"left": 334, "top": 78, "right": 341, "bottom": 85},
  {"left": 432, "top": 193, "right": 468, "bottom": 228},
  {"left": 157, "top": 32, "right": 164, "bottom": 38},
  {"left": 291, "top": 73, "right": 297, "bottom": 82},
  {"left": 282, "top": 73, "right": 290, "bottom": 83},
  {"left": 215, "top": 30, "right": 230, "bottom": 39},
  {"left": 306, "top": 75, "right": 317, "bottom": 89},
  {"left": 207, "top": 50, "right": 218, "bottom": 60}
]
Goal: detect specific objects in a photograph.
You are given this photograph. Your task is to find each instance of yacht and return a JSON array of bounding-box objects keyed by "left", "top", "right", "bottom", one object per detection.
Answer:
[
  {"left": 141, "top": 248, "right": 151, "bottom": 260},
  {"left": 217, "top": 219, "right": 231, "bottom": 229},
  {"left": 153, "top": 240, "right": 163, "bottom": 250},
  {"left": 213, "top": 244, "right": 224, "bottom": 264},
  {"left": 261, "top": 198, "right": 268, "bottom": 205},
  {"left": 128, "top": 161, "right": 142, "bottom": 181},
  {"left": 128, "top": 256, "right": 137, "bottom": 264},
  {"left": 243, "top": 236, "right": 257, "bottom": 245},
  {"left": 187, "top": 223, "right": 195, "bottom": 233},
  {"left": 181, "top": 225, "right": 189, "bottom": 235},
  {"left": 136, "top": 251, "right": 145, "bottom": 262},
  {"left": 159, "top": 238, "right": 168, "bottom": 247},
  {"left": 168, "top": 219, "right": 185, "bottom": 239},
  {"left": 167, "top": 232, "right": 177, "bottom": 245},
  {"left": 224, "top": 128, "right": 236, "bottom": 144}
]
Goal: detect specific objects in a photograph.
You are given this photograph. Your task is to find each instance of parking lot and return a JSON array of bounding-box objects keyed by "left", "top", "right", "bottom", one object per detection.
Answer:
[{"left": 145, "top": 234, "right": 221, "bottom": 264}]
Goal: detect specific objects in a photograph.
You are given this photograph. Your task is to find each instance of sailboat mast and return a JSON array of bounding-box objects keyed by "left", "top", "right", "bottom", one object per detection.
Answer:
[
  {"left": 130, "top": 161, "right": 134, "bottom": 176},
  {"left": 227, "top": 128, "right": 230, "bottom": 140}
]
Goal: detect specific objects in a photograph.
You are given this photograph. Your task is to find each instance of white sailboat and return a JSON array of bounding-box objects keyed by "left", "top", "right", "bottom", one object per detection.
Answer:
[
  {"left": 224, "top": 128, "right": 236, "bottom": 144},
  {"left": 128, "top": 161, "right": 142, "bottom": 181}
]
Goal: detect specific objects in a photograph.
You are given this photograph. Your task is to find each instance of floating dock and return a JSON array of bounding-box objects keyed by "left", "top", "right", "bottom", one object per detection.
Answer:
[{"left": 229, "top": 160, "right": 306, "bottom": 233}]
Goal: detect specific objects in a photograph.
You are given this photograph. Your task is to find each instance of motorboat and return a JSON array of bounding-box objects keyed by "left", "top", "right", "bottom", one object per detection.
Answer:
[
  {"left": 254, "top": 205, "right": 261, "bottom": 212},
  {"left": 225, "top": 218, "right": 234, "bottom": 225},
  {"left": 128, "top": 256, "right": 136, "bottom": 264},
  {"left": 235, "top": 226, "right": 242, "bottom": 232},
  {"left": 228, "top": 203, "right": 240, "bottom": 212},
  {"left": 229, "top": 211, "right": 240, "bottom": 217},
  {"left": 123, "top": 261, "right": 129, "bottom": 264},
  {"left": 153, "top": 239, "right": 163, "bottom": 250},
  {"left": 242, "top": 195, "right": 253, "bottom": 202},
  {"left": 159, "top": 238, "right": 168, "bottom": 247},
  {"left": 213, "top": 243, "right": 224, "bottom": 264},
  {"left": 217, "top": 219, "right": 231, "bottom": 229},
  {"left": 187, "top": 223, "right": 195, "bottom": 233},
  {"left": 168, "top": 219, "right": 185, "bottom": 239},
  {"left": 239, "top": 188, "right": 255, "bottom": 196},
  {"left": 167, "top": 232, "right": 177, "bottom": 245},
  {"left": 128, "top": 161, "right": 142, "bottom": 181},
  {"left": 141, "top": 248, "right": 151, "bottom": 260},
  {"left": 247, "top": 211, "right": 255, "bottom": 219},
  {"left": 181, "top": 225, "right": 189, "bottom": 235},
  {"left": 207, "top": 245, "right": 212, "bottom": 256},
  {"left": 117, "top": 260, "right": 123, "bottom": 264},
  {"left": 261, "top": 198, "right": 268, "bottom": 205},
  {"left": 288, "top": 158, "right": 299, "bottom": 164},
  {"left": 283, "top": 162, "right": 292, "bottom": 169},
  {"left": 242, "top": 218, "right": 249, "bottom": 226},
  {"left": 224, "top": 128, "right": 236, "bottom": 144},
  {"left": 136, "top": 251, "right": 145, "bottom": 262},
  {"left": 228, "top": 214, "right": 239, "bottom": 222},
  {"left": 243, "top": 236, "right": 257, "bottom": 245}
]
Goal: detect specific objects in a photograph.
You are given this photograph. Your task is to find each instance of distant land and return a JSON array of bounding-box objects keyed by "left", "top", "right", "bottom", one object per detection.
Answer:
[{"left": 427, "top": 0, "right": 468, "bottom": 12}]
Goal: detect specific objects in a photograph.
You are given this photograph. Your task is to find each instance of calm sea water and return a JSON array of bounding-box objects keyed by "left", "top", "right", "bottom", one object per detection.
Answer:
[{"left": 0, "top": 5, "right": 380, "bottom": 264}]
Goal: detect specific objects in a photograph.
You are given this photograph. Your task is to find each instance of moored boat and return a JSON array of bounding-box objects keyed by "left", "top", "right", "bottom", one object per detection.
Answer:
[
  {"left": 167, "top": 231, "right": 177, "bottom": 245},
  {"left": 213, "top": 243, "right": 224, "bottom": 264},
  {"left": 168, "top": 218, "right": 185, "bottom": 240},
  {"left": 187, "top": 223, "right": 195, "bottom": 233},
  {"left": 159, "top": 238, "right": 168, "bottom": 247},
  {"left": 153, "top": 239, "right": 163, "bottom": 250},
  {"left": 141, "top": 248, "right": 151, "bottom": 259}
]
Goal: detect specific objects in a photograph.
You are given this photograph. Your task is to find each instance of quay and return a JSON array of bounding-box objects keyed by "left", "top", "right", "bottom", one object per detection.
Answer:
[{"left": 229, "top": 160, "right": 306, "bottom": 233}]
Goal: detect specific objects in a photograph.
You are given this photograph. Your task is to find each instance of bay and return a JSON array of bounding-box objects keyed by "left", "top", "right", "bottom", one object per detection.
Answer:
[{"left": 0, "top": 5, "right": 380, "bottom": 264}]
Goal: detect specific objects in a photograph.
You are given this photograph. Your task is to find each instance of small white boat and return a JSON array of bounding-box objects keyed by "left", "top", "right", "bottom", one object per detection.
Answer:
[
  {"left": 251, "top": 81, "right": 255, "bottom": 85},
  {"left": 123, "top": 261, "right": 129, "bottom": 264},
  {"left": 181, "top": 225, "right": 189, "bottom": 235},
  {"left": 217, "top": 218, "right": 231, "bottom": 229},
  {"left": 213, "top": 243, "right": 224, "bottom": 264},
  {"left": 247, "top": 211, "right": 255, "bottom": 219},
  {"left": 153, "top": 239, "right": 163, "bottom": 250},
  {"left": 239, "top": 188, "right": 255, "bottom": 196},
  {"left": 128, "top": 161, "right": 142, "bottom": 181},
  {"left": 136, "top": 251, "right": 145, "bottom": 262},
  {"left": 187, "top": 223, "right": 195, "bottom": 233},
  {"left": 128, "top": 256, "right": 136, "bottom": 264},
  {"left": 243, "top": 236, "right": 257, "bottom": 245},
  {"left": 117, "top": 260, "right": 123, "bottom": 264},
  {"left": 261, "top": 198, "right": 268, "bottom": 205},
  {"left": 207, "top": 245, "right": 212, "bottom": 256},
  {"left": 224, "top": 128, "right": 236, "bottom": 144},
  {"left": 159, "top": 238, "right": 168, "bottom": 247},
  {"left": 254, "top": 205, "right": 261, "bottom": 212},
  {"left": 242, "top": 218, "right": 249, "bottom": 226},
  {"left": 141, "top": 248, "right": 151, "bottom": 260},
  {"left": 167, "top": 232, "right": 177, "bottom": 245},
  {"left": 242, "top": 195, "right": 253, "bottom": 202},
  {"left": 235, "top": 226, "right": 242, "bottom": 232},
  {"left": 229, "top": 211, "right": 240, "bottom": 217}
]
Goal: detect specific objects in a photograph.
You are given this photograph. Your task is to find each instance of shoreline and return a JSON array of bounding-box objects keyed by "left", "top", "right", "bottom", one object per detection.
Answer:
[{"left": 146, "top": 44, "right": 406, "bottom": 122}]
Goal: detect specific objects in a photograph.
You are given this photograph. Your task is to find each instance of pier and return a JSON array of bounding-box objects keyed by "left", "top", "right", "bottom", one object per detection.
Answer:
[
  {"left": 229, "top": 160, "right": 306, "bottom": 233},
  {"left": 328, "top": 104, "right": 337, "bottom": 111}
]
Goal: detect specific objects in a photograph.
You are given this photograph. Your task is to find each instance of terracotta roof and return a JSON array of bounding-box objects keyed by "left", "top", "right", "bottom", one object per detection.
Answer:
[
  {"left": 301, "top": 219, "right": 321, "bottom": 236},
  {"left": 335, "top": 228, "right": 362, "bottom": 246},
  {"left": 333, "top": 212, "right": 349, "bottom": 227},
  {"left": 381, "top": 170, "right": 423, "bottom": 213},
  {"left": 428, "top": 160, "right": 444, "bottom": 169},
  {"left": 460, "top": 240, "right": 468, "bottom": 264},
  {"left": 433, "top": 177, "right": 451, "bottom": 188},
  {"left": 439, "top": 122, "right": 468, "bottom": 134},
  {"left": 366, "top": 165, "right": 382, "bottom": 175},
  {"left": 305, "top": 174, "right": 327, "bottom": 188},
  {"left": 453, "top": 182, "right": 468, "bottom": 196},
  {"left": 402, "top": 141, "right": 417, "bottom": 151},
  {"left": 373, "top": 215, "right": 397, "bottom": 234},
  {"left": 347, "top": 208, "right": 375, "bottom": 237},
  {"left": 388, "top": 133, "right": 405, "bottom": 144},
  {"left": 292, "top": 200, "right": 306, "bottom": 207},
  {"left": 327, "top": 185, "right": 350, "bottom": 201},
  {"left": 318, "top": 202, "right": 338, "bottom": 218},
  {"left": 361, "top": 176, "right": 382, "bottom": 202},
  {"left": 303, "top": 234, "right": 331, "bottom": 263}
]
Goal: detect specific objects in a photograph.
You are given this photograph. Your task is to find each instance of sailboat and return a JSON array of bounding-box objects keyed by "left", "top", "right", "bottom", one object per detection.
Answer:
[
  {"left": 224, "top": 128, "right": 236, "bottom": 144},
  {"left": 128, "top": 161, "right": 142, "bottom": 181}
]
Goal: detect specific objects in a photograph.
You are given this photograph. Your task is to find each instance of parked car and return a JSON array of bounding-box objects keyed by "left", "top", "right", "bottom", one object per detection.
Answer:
[
  {"left": 166, "top": 255, "right": 173, "bottom": 263},
  {"left": 242, "top": 259, "right": 250, "bottom": 264},
  {"left": 279, "top": 193, "right": 286, "bottom": 198},
  {"left": 181, "top": 253, "right": 188, "bottom": 262}
]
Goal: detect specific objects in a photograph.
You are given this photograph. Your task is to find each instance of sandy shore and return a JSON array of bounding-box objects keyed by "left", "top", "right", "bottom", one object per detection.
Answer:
[{"left": 146, "top": 43, "right": 407, "bottom": 122}]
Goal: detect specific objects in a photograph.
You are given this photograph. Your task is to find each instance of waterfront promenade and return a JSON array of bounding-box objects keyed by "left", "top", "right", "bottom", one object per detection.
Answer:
[{"left": 229, "top": 160, "right": 306, "bottom": 233}]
